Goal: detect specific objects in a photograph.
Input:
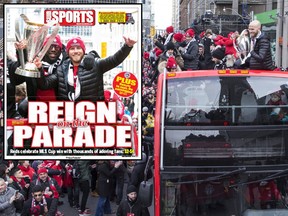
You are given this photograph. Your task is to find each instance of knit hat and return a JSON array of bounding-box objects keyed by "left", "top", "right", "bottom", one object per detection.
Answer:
[
  {"left": 165, "top": 42, "right": 175, "bottom": 51},
  {"left": 166, "top": 26, "right": 174, "bottom": 34},
  {"left": 212, "top": 48, "right": 225, "bottom": 60},
  {"left": 155, "top": 49, "right": 162, "bottom": 58},
  {"left": 227, "top": 32, "right": 234, "bottom": 38},
  {"left": 66, "top": 37, "right": 86, "bottom": 53},
  {"left": 127, "top": 185, "right": 137, "bottom": 194},
  {"left": 173, "top": 33, "right": 184, "bottom": 42},
  {"left": 200, "top": 31, "right": 206, "bottom": 38},
  {"left": 142, "top": 106, "right": 148, "bottom": 112},
  {"left": 166, "top": 57, "right": 177, "bottom": 69},
  {"left": 143, "top": 52, "right": 150, "bottom": 60},
  {"left": 185, "top": 29, "right": 195, "bottom": 37},
  {"left": 37, "top": 167, "right": 48, "bottom": 175},
  {"left": 43, "top": 34, "right": 62, "bottom": 49}
]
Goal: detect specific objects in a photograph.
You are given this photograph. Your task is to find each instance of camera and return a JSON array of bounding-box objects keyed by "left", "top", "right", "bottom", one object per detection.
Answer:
[{"left": 24, "top": 177, "right": 30, "bottom": 184}]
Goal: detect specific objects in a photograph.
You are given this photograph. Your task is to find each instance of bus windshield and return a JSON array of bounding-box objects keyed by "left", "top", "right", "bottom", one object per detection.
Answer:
[{"left": 165, "top": 76, "right": 288, "bottom": 125}]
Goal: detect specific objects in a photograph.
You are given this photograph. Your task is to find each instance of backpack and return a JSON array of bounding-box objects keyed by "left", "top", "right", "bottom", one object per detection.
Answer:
[{"left": 72, "top": 161, "right": 81, "bottom": 179}]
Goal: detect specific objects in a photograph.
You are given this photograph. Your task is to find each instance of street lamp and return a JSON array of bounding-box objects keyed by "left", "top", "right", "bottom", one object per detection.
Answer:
[{"left": 223, "top": 7, "right": 250, "bottom": 24}]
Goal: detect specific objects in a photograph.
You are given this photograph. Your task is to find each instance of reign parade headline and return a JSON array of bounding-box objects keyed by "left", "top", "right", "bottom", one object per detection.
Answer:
[{"left": 13, "top": 101, "right": 132, "bottom": 149}]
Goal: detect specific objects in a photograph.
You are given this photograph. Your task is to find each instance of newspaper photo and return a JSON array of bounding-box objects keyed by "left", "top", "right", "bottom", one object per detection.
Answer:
[{"left": 4, "top": 4, "right": 142, "bottom": 160}]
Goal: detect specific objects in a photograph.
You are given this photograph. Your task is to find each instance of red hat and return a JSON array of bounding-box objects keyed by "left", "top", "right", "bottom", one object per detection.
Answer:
[
  {"left": 43, "top": 34, "right": 62, "bottom": 49},
  {"left": 185, "top": 29, "right": 195, "bottom": 38},
  {"left": 66, "top": 37, "right": 86, "bottom": 53},
  {"left": 37, "top": 167, "right": 48, "bottom": 175},
  {"left": 228, "top": 32, "right": 234, "bottom": 38},
  {"left": 155, "top": 49, "right": 162, "bottom": 58},
  {"left": 166, "top": 57, "right": 177, "bottom": 69},
  {"left": 166, "top": 26, "right": 174, "bottom": 34},
  {"left": 200, "top": 31, "right": 206, "bottom": 38},
  {"left": 143, "top": 51, "right": 150, "bottom": 60},
  {"left": 173, "top": 33, "right": 184, "bottom": 42}
]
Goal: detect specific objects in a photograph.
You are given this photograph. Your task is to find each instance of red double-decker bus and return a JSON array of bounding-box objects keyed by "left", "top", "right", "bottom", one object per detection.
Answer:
[{"left": 151, "top": 69, "right": 288, "bottom": 216}]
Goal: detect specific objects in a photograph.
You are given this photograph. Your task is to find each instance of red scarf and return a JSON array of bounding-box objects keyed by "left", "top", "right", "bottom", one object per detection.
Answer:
[
  {"left": 30, "top": 196, "right": 48, "bottom": 216},
  {"left": 10, "top": 175, "right": 26, "bottom": 189},
  {"left": 18, "top": 165, "right": 30, "bottom": 172}
]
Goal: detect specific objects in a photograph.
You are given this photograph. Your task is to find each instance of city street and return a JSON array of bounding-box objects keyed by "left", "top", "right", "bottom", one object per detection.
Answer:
[
  {"left": 57, "top": 177, "right": 154, "bottom": 215},
  {"left": 58, "top": 183, "right": 126, "bottom": 215},
  {"left": 58, "top": 192, "right": 119, "bottom": 215}
]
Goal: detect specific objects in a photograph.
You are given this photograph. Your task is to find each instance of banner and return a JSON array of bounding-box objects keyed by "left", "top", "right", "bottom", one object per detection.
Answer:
[{"left": 4, "top": 4, "right": 142, "bottom": 160}]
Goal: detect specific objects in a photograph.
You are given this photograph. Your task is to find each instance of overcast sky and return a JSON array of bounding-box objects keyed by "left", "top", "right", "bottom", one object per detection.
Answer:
[{"left": 154, "top": 0, "right": 173, "bottom": 29}]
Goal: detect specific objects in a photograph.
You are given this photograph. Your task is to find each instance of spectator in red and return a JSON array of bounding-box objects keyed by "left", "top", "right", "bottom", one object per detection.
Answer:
[
  {"left": 41, "top": 160, "right": 63, "bottom": 189},
  {"left": 9, "top": 167, "right": 30, "bottom": 200},
  {"left": 29, "top": 168, "right": 61, "bottom": 202},
  {"left": 18, "top": 160, "right": 36, "bottom": 181},
  {"left": 158, "top": 56, "right": 182, "bottom": 73},
  {"left": 22, "top": 185, "right": 58, "bottom": 216},
  {"left": 222, "top": 32, "right": 237, "bottom": 56},
  {"left": 179, "top": 29, "right": 199, "bottom": 70}
]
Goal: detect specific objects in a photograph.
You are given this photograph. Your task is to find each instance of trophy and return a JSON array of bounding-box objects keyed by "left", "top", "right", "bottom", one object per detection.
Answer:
[
  {"left": 233, "top": 29, "right": 251, "bottom": 65},
  {"left": 15, "top": 14, "right": 60, "bottom": 78}
]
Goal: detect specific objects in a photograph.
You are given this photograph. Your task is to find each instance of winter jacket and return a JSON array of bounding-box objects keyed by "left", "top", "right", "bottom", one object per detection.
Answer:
[
  {"left": 0, "top": 187, "right": 23, "bottom": 216},
  {"left": 249, "top": 32, "right": 275, "bottom": 70},
  {"left": 18, "top": 165, "right": 36, "bottom": 181},
  {"left": 8, "top": 51, "right": 67, "bottom": 102},
  {"left": 181, "top": 40, "right": 199, "bottom": 70},
  {"left": 116, "top": 198, "right": 150, "bottom": 216},
  {"left": 96, "top": 162, "right": 119, "bottom": 197},
  {"left": 39, "top": 44, "right": 133, "bottom": 102},
  {"left": 78, "top": 161, "right": 91, "bottom": 182}
]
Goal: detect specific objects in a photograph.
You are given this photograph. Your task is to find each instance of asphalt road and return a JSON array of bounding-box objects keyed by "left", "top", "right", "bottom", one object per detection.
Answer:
[{"left": 57, "top": 187, "right": 123, "bottom": 215}]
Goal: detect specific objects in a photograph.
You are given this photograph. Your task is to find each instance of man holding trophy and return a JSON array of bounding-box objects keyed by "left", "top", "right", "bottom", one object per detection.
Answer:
[
  {"left": 9, "top": 34, "right": 66, "bottom": 103},
  {"left": 247, "top": 20, "right": 275, "bottom": 70},
  {"left": 8, "top": 14, "right": 66, "bottom": 119}
]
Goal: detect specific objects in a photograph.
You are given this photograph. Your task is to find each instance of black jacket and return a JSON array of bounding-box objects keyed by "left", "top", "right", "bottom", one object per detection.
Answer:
[
  {"left": 39, "top": 44, "right": 133, "bottom": 102},
  {"left": 249, "top": 32, "right": 275, "bottom": 70},
  {"left": 116, "top": 198, "right": 150, "bottom": 216},
  {"left": 96, "top": 162, "right": 119, "bottom": 197},
  {"left": 181, "top": 39, "right": 199, "bottom": 70},
  {"left": 8, "top": 50, "right": 67, "bottom": 102}
]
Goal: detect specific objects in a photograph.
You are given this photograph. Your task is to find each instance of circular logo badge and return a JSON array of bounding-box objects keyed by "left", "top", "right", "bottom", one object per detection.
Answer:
[{"left": 112, "top": 72, "right": 138, "bottom": 98}]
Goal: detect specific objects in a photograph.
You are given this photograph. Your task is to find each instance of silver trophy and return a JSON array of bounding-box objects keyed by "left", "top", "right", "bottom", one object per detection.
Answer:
[
  {"left": 15, "top": 14, "right": 60, "bottom": 78},
  {"left": 233, "top": 29, "right": 251, "bottom": 65}
]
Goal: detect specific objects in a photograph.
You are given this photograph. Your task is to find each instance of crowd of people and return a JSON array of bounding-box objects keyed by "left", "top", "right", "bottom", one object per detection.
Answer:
[{"left": 0, "top": 159, "right": 151, "bottom": 215}]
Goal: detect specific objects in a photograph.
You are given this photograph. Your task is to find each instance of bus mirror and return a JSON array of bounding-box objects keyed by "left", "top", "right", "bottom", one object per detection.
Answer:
[
  {"left": 138, "top": 179, "right": 153, "bottom": 207},
  {"left": 138, "top": 156, "right": 153, "bottom": 207}
]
